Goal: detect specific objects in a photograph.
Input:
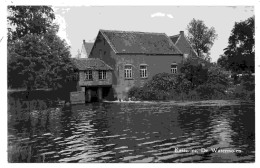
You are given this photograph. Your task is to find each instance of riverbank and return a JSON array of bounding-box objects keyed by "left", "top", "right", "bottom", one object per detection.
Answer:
[{"left": 103, "top": 99, "right": 251, "bottom": 106}]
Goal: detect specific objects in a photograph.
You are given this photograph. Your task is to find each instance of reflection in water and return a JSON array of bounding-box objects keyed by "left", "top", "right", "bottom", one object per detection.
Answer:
[{"left": 8, "top": 100, "right": 255, "bottom": 163}]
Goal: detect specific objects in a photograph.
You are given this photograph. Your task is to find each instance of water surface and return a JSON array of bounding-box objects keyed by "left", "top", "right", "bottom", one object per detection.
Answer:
[{"left": 8, "top": 100, "right": 255, "bottom": 163}]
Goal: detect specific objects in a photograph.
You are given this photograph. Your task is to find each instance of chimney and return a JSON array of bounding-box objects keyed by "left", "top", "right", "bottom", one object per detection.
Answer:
[
  {"left": 180, "top": 31, "right": 184, "bottom": 36},
  {"left": 83, "top": 39, "right": 85, "bottom": 44}
]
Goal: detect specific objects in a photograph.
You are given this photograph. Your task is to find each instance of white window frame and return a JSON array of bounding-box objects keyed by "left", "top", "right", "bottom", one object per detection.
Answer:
[
  {"left": 171, "top": 63, "right": 177, "bottom": 74},
  {"left": 124, "top": 64, "right": 133, "bottom": 79},
  {"left": 85, "top": 70, "right": 93, "bottom": 80},
  {"left": 98, "top": 70, "right": 107, "bottom": 80},
  {"left": 140, "top": 64, "right": 148, "bottom": 78}
]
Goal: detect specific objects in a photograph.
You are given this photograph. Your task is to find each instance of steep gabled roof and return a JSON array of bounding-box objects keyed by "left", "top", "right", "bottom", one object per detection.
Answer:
[
  {"left": 99, "top": 29, "right": 182, "bottom": 55},
  {"left": 169, "top": 34, "right": 180, "bottom": 44},
  {"left": 83, "top": 42, "right": 94, "bottom": 55},
  {"left": 170, "top": 32, "right": 198, "bottom": 57},
  {"left": 71, "top": 58, "right": 113, "bottom": 71}
]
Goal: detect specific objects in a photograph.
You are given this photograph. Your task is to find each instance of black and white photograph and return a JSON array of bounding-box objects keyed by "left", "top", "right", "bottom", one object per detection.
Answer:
[{"left": 2, "top": 0, "right": 257, "bottom": 164}]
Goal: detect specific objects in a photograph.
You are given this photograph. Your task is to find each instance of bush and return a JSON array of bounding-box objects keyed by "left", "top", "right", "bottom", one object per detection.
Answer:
[
  {"left": 233, "top": 75, "right": 255, "bottom": 100},
  {"left": 127, "top": 64, "right": 252, "bottom": 101},
  {"left": 128, "top": 73, "right": 179, "bottom": 101}
]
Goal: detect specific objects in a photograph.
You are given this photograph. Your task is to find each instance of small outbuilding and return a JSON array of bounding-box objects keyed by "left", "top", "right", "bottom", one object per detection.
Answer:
[{"left": 71, "top": 58, "right": 113, "bottom": 102}]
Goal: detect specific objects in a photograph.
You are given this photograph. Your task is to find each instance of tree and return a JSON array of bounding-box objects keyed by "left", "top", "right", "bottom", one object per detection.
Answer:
[
  {"left": 217, "top": 54, "right": 229, "bottom": 70},
  {"left": 180, "top": 60, "right": 209, "bottom": 89},
  {"left": 8, "top": 6, "right": 77, "bottom": 90},
  {"left": 8, "top": 6, "right": 55, "bottom": 41},
  {"left": 187, "top": 19, "right": 217, "bottom": 60},
  {"left": 175, "top": 74, "right": 192, "bottom": 101},
  {"left": 8, "top": 25, "right": 76, "bottom": 90},
  {"left": 219, "top": 16, "right": 254, "bottom": 73}
]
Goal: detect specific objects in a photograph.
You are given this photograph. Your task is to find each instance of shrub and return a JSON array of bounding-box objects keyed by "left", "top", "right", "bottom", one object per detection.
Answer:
[
  {"left": 233, "top": 75, "right": 255, "bottom": 100},
  {"left": 128, "top": 73, "right": 180, "bottom": 101}
]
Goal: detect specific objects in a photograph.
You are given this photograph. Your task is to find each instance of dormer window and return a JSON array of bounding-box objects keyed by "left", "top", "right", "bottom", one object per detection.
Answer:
[{"left": 171, "top": 63, "right": 177, "bottom": 74}]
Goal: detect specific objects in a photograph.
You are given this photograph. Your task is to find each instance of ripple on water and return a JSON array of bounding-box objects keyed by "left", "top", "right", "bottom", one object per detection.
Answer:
[
  {"left": 114, "top": 146, "right": 128, "bottom": 150},
  {"left": 131, "top": 157, "right": 155, "bottom": 163},
  {"left": 138, "top": 140, "right": 162, "bottom": 146},
  {"left": 8, "top": 100, "right": 254, "bottom": 163},
  {"left": 122, "top": 155, "right": 144, "bottom": 162}
]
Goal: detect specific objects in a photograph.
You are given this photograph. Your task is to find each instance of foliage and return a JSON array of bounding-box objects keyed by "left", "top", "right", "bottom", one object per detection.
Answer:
[
  {"left": 8, "top": 26, "right": 76, "bottom": 90},
  {"left": 128, "top": 73, "right": 192, "bottom": 101},
  {"left": 207, "top": 66, "right": 229, "bottom": 86},
  {"left": 233, "top": 75, "right": 255, "bottom": 100},
  {"left": 128, "top": 62, "right": 231, "bottom": 101},
  {"left": 180, "top": 60, "right": 208, "bottom": 89},
  {"left": 217, "top": 54, "right": 229, "bottom": 70},
  {"left": 144, "top": 73, "right": 177, "bottom": 91},
  {"left": 174, "top": 74, "right": 192, "bottom": 101},
  {"left": 8, "top": 6, "right": 55, "bottom": 41},
  {"left": 187, "top": 18, "right": 217, "bottom": 59},
  {"left": 218, "top": 16, "right": 254, "bottom": 73},
  {"left": 8, "top": 6, "right": 77, "bottom": 91},
  {"left": 128, "top": 73, "right": 177, "bottom": 100}
]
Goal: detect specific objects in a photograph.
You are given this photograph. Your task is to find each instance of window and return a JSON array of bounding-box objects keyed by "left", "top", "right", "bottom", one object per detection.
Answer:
[
  {"left": 85, "top": 70, "right": 93, "bottom": 80},
  {"left": 99, "top": 70, "right": 107, "bottom": 80},
  {"left": 140, "top": 65, "right": 148, "bottom": 78},
  {"left": 171, "top": 63, "right": 177, "bottom": 74},
  {"left": 124, "top": 65, "right": 133, "bottom": 79}
]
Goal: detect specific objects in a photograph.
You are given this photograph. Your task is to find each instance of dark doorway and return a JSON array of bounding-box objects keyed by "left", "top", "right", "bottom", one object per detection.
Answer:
[
  {"left": 85, "top": 86, "right": 114, "bottom": 102},
  {"left": 103, "top": 86, "right": 114, "bottom": 101}
]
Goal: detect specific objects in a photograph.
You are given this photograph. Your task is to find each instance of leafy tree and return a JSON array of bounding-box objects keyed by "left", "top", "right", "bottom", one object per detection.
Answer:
[
  {"left": 8, "top": 25, "right": 76, "bottom": 90},
  {"left": 219, "top": 16, "right": 254, "bottom": 73},
  {"left": 207, "top": 66, "right": 229, "bottom": 87},
  {"left": 175, "top": 74, "right": 192, "bottom": 101},
  {"left": 8, "top": 6, "right": 55, "bottom": 41},
  {"left": 8, "top": 6, "right": 77, "bottom": 91},
  {"left": 180, "top": 60, "right": 208, "bottom": 89},
  {"left": 187, "top": 19, "right": 217, "bottom": 60},
  {"left": 217, "top": 54, "right": 229, "bottom": 70}
]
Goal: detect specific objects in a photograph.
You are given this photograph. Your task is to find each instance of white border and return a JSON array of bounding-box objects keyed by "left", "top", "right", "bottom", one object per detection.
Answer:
[{"left": 1, "top": 1, "right": 259, "bottom": 168}]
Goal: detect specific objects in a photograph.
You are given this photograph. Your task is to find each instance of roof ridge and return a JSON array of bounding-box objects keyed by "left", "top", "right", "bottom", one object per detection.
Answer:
[
  {"left": 169, "top": 34, "right": 180, "bottom": 38},
  {"left": 98, "top": 58, "right": 113, "bottom": 70},
  {"left": 75, "top": 58, "right": 98, "bottom": 60},
  {"left": 100, "top": 29, "right": 166, "bottom": 35},
  {"left": 72, "top": 57, "right": 113, "bottom": 70},
  {"left": 166, "top": 35, "right": 183, "bottom": 55},
  {"left": 100, "top": 30, "right": 119, "bottom": 53},
  {"left": 184, "top": 35, "right": 198, "bottom": 57}
]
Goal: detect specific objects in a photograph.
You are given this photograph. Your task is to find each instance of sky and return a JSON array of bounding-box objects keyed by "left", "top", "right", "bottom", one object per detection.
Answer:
[{"left": 53, "top": 6, "right": 254, "bottom": 62}]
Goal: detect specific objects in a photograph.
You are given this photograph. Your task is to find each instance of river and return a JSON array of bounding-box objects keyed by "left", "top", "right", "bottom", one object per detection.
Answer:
[{"left": 8, "top": 99, "right": 255, "bottom": 163}]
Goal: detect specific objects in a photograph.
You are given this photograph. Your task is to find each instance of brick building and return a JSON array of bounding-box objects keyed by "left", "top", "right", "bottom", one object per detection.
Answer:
[
  {"left": 87, "top": 29, "right": 184, "bottom": 100},
  {"left": 72, "top": 58, "right": 113, "bottom": 102}
]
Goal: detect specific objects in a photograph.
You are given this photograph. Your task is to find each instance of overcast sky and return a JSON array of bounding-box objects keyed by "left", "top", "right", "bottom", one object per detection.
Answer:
[{"left": 53, "top": 6, "right": 253, "bottom": 62}]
